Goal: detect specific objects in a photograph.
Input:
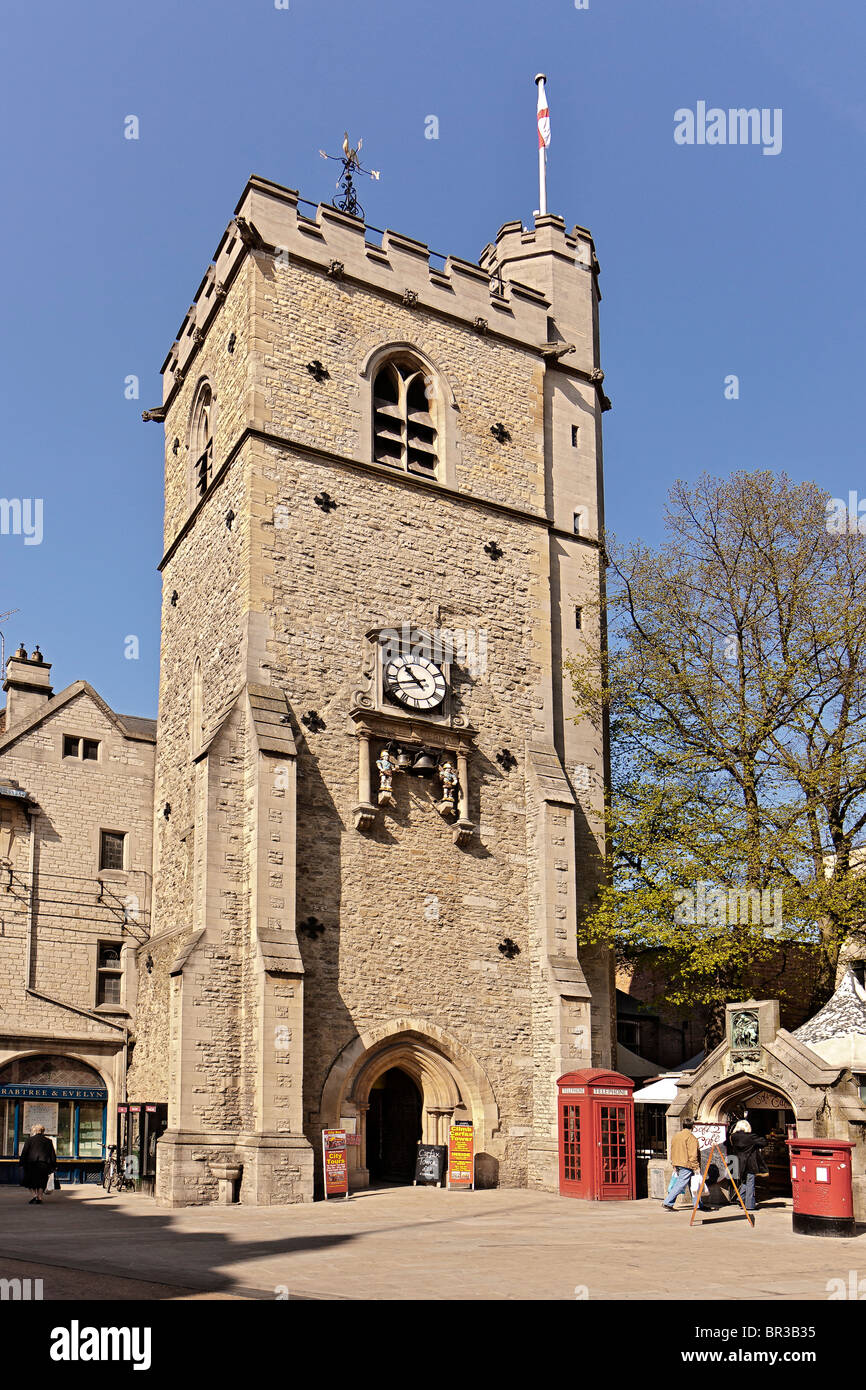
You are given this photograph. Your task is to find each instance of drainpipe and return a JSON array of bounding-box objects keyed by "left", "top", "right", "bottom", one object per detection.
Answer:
[{"left": 24, "top": 804, "right": 37, "bottom": 990}]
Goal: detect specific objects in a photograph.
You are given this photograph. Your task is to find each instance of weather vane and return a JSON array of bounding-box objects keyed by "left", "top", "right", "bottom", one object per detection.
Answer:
[{"left": 319, "top": 132, "right": 380, "bottom": 221}]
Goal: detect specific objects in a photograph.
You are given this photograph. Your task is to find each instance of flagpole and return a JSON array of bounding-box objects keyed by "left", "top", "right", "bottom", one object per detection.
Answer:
[{"left": 535, "top": 73, "right": 548, "bottom": 216}]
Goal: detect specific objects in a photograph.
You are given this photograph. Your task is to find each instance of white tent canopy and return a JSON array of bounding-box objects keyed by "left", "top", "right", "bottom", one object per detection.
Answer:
[{"left": 633, "top": 1074, "right": 682, "bottom": 1104}]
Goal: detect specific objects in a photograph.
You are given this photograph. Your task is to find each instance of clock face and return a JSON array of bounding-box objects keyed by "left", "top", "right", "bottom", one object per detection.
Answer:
[{"left": 383, "top": 654, "right": 447, "bottom": 711}]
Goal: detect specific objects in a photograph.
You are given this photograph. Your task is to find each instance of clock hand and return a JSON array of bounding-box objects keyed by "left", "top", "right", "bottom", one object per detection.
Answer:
[{"left": 408, "top": 664, "right": 436, "bottom": 690}]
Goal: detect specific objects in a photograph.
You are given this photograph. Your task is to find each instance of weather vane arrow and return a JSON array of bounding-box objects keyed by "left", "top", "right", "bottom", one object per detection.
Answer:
[{"left": 319, "top": 132, "right": 380, "bottom": 220}]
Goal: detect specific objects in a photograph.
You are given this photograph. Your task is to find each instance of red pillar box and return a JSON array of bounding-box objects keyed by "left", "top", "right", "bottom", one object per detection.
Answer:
[
  {"left": 557, "top": 1070, "right": 636, "bottom": 1200},
  {"left": 786, "top": 1138, "right": 856, "bottom": 1237}
]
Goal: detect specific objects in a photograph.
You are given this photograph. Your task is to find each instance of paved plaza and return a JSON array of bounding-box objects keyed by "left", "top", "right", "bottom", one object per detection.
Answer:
[{"left": 0, "top": 1185, "right": 862, "bottom": 1301}]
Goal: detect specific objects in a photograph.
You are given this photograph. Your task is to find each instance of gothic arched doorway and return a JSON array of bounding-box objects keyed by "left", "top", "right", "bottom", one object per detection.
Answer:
[
  {"left": 366, "top": 1067, "right": 422, "bottom": 1185},
  {"left": 320, "top": 1022, "right": 501, "bottom": 1191}
]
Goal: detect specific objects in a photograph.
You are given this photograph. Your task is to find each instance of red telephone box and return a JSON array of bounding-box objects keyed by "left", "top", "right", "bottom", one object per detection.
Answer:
[{"left": 557, "top": 1069, "right": 636, "bottom": 1200}]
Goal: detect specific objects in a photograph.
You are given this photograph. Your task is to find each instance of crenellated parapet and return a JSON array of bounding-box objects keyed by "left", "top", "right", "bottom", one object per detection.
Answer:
[
  {"left": 157, "top": 175, "right": 605, "bottom": 409},
  {"left": 480, "top": 215, "right": 602, "bottom": 372}
]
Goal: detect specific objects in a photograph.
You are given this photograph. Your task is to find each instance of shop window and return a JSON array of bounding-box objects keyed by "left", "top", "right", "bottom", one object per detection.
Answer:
[
  {"left": 22, "top": 1099, "right": 59, "bottom": 1147},
  {"left": 56, "top": 1102, "right": 73, "bottom": 1157},
  {"left": 1, "top": 1097, "right": 105, "bottom": 1163},
  {"left": 0, "top": 1056, "right": 108, "bottom": 1169},
  {"left": 99, "top": 831, "right": 126, "bottom": 872},
  {"left": 0, "top": 1100, "right": 13, "bottom": 1156},
  {"left": 96, "top": 942, "right": 123, "bottom": 1006},
  {"left": 77, "top": 1103, "right": 104, "bottom": 1158}
]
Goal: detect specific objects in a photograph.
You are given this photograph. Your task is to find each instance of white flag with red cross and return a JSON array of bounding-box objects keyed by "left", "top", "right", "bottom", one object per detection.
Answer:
[{"left": 537, "top": 77, "right": 551, "bottom": 149}]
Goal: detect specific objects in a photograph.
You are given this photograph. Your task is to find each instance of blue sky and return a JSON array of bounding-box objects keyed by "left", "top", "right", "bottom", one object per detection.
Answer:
[{"left": 1, "top": 0, "right": 863, "bottom": 716}]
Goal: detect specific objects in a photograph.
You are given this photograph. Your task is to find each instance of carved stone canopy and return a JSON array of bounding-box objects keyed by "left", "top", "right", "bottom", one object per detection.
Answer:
[{"left": 350, "top": 706, "right": 475, "bottom": 755}]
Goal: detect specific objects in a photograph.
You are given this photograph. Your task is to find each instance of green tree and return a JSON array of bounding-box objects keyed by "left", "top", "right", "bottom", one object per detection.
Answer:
[{"left": 569, "top": 471, "right": 866, "bottom": 1032}]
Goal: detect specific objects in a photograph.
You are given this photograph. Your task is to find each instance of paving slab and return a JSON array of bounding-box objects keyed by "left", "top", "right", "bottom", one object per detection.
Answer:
[{"left": 0, "top": 1185, "right": 861, "bottom": 1301}]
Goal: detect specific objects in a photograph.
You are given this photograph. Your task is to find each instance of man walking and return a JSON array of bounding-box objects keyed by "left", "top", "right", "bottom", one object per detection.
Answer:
[{"left": 662, "top": 1117, "right": 704, "bottom": 1211}]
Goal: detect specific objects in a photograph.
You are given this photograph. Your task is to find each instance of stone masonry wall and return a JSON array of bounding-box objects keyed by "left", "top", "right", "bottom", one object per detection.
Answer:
[
  {"left": 162, "top": 258, "right": 254, "bottom": 549},
  {"left": 252, "top": 253, "right": 547, "bottom": 516},
  {"left": 250, "top": 439, "right": 555, "bottom": 1186}
]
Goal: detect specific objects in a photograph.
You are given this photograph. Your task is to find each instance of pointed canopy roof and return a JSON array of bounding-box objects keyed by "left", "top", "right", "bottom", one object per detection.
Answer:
[{"left": 794, "top": 969, "right": 866, "bottom": 1045}]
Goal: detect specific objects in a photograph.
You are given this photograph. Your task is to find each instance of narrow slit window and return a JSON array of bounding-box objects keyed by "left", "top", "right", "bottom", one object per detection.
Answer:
[
  {"left": 571, "top": 425, "right": 579, "bottom": 447},
  {"left": 190, "top": 380, "right": 214, "bottom": 499},
  {"left": 96, "top": 942, "right": 123, "bottom": 1007},
  {"left": 574, "top": 606, "right": 583, "bottom": 630}
]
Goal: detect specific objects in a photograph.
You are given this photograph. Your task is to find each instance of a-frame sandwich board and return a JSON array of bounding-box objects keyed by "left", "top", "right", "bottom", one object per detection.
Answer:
[{"left": 689, "top": 1143, "right": 755, "bottom": 1228}]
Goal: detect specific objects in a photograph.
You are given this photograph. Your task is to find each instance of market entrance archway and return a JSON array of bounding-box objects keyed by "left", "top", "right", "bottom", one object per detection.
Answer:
[{"left": 697, "top": 1074, "right": 794, "bottom": 1198}]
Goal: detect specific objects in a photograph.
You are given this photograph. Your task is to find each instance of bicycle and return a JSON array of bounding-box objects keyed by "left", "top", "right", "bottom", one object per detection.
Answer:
[{"left": 101, "top": 1144, "right": 136, "bottom": 1192}]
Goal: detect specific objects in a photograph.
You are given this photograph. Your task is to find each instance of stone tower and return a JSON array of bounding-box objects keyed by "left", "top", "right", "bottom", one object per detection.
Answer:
[{"left": 129, "top": 174, "right": 615, "bottom": 1205}]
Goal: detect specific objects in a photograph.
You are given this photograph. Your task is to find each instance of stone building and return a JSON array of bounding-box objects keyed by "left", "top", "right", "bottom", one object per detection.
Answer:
[
  {"left": 0, "top": 646, "right": 155, "bottom": 1182},
  {"left": 128, "top": 173, "right": 615, "bottom": 1205},
  {"left": 659, "top": 979, "right": 866, "bottom": 1219}
]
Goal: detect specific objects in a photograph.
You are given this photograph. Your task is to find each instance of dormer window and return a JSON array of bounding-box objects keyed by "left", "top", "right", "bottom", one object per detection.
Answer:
[{"left": 373, "top": 359, "right": 439, "bottom": 477}]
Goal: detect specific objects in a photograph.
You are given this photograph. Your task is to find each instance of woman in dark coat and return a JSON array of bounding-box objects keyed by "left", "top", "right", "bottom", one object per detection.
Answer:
[
  {"left": 730, "top": 1119, "right": 766, "bottom": 1213},
  {"left": 20, "top": 1124, "right": 57, "bottom": 1204}
]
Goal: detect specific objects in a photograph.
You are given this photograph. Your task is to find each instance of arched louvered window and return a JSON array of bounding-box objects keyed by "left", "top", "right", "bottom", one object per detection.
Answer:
[
  {"left": 189, "top": 380, "right": 214, "bottom": 498},
  {"left": 373, "top": 358, "right": 439, "bottom": 477}
]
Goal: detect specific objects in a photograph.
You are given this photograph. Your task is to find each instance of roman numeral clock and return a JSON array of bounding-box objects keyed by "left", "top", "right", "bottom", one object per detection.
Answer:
[
  {"left": 382, "top": 653, "right": 447, "bottom": 712},
  {"left": 350, "top": 627, "right": 476, "bottom": 844}
]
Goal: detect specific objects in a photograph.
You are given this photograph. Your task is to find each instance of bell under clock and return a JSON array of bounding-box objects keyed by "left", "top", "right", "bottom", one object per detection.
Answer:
[{"left": 383, "top": 653, "right": 447, "bottom": 711}]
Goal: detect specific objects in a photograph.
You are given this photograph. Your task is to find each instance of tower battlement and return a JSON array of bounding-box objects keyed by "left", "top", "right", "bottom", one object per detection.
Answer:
[
  {"left": 479, "top": 214, "right": 599, "bottom": 279},
  {"left": 480, "top": 214, "right": 601, "bottom": 365},
  {"left": 160, "top": 175, "right": 599, "bottom": 405}
]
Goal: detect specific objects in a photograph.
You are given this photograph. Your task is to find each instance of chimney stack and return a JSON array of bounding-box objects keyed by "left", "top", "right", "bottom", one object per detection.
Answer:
[{"left": 3, "top": 645, "right": 53, "bottom": 730}]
